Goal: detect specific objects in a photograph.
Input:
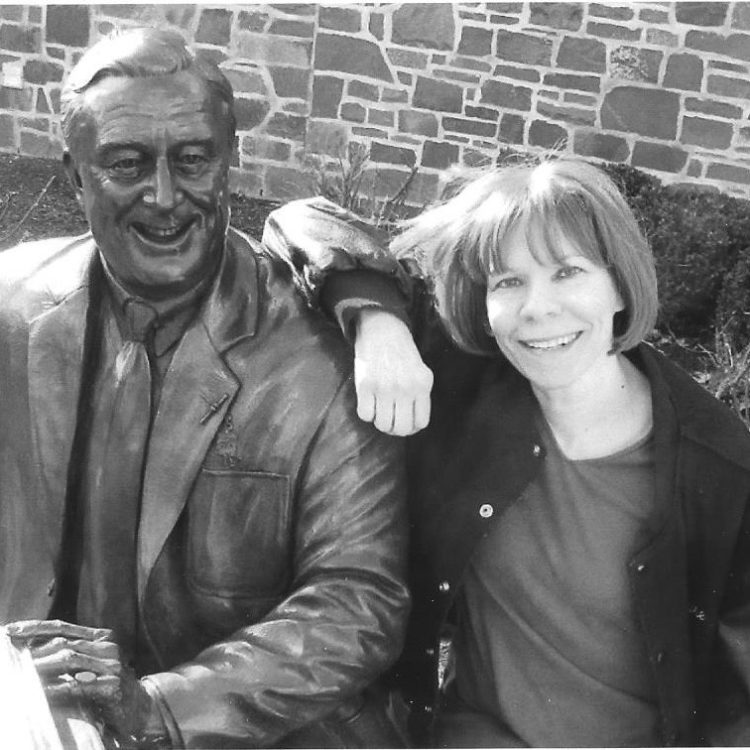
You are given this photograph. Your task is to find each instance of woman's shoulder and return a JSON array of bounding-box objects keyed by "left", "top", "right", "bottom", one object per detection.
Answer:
[{"left": 637, "top": 343, "right": 750, "bottom": 471}]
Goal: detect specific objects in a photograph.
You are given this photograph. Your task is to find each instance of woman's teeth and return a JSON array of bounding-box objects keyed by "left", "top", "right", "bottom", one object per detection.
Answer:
[{"left": 522, "top": 333, "right": 579, "bottom": 350}]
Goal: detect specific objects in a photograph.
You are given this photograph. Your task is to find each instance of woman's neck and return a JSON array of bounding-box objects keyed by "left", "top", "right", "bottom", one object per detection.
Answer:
[{"left": 532, "top": 353, "right": 653, "bottom": 460}]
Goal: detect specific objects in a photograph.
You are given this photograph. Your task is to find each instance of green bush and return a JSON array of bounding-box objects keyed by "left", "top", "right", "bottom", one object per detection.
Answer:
[{"left": 602, "top": 163, "right": 750, "bottom": 348}]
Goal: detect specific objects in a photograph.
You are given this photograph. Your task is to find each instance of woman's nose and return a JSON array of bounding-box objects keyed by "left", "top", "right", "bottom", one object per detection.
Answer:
[{"left": 519, "top": 278, "right": 561, "bottom": 319}]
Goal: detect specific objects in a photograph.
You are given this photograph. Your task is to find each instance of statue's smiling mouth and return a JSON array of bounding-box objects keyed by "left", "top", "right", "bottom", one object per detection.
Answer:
[{"left": 132, "top": 219, "right": 196, "bottom": 245}]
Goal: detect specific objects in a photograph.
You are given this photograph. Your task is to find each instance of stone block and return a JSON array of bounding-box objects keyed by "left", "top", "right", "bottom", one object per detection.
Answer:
[
  {"left": 352, "top": 126, "right": 388, "bottom": 139},
  {"left": 0, "top": 85, "right": 32, "bottom": 110},
  {"left": 573, "top": 130, "right": 629, "bottom": 161},
  {"left": 647, "top": 29, "right": 678, "bottom": 46},
  {"left": 29, "top": 6, "right": 42, "bottom": 23},
  {"left": 382, "top": 88, "right": 408, "bottom": 103},
  {"left": 46, "top": 46, "right": 65, "bottom": 59},
  {"left": 681, "top": 116, "right": 733, "bottom": 149},
  {"left": 398, "top": 110, "right": 438, "bottom": 137},
  {"left": 610, "top": 46, "right": 662, "bottom": 83},
  {"left": 492, "top": 64, "right": 540, "bottom": 82},
  {"left": 557, "top": 36, "right": 606, "bottom": 72},
  {"left": 543, "top": 72, "right": 600, "bottom": 92},
  {"left": 46, "top": 5, "right": 88, "bottom": 46},
  {"left": 706, "top": 162, "right": 750, "bottom": 184},
  {"left": 451, "top": 56, "right": 493, "bottom": 73},
  {"left": 270, "top": 66, "right": 309, "bottom": 99},
  {"left": 195, "top": 47, "right": 226, "bottom": 67},
  {"left": 312, "top": 76, "right": 343, "bottom": 118},
  {"left": 413, "top": 77, "right": 463, "bottom": 113},
  {"left": 459, "top": 11, "right": 484, "bottom": 22},
  {"left": 589, "top": 4, "right": 633, "bottom": 20},
  {"left": 265, "top": 112, "right": 306, "bottom": 141},
  {"left": 20, "top": 129, "right": 60, "bottom": 158},
  {"left": 458, "top": 26, "right": 493, "bottom": 56},
  {"left": 490, "top": 14, "right": 520, "bottom": 25},
  {"left": 349, "top": 80, "right": 379, "bottom": 102},
  {"left": 499, "top": 113, "right": 525, "bottom": 143},
  {"left": 265, "top": 165, "right": 310, "bottom": 200},
  {"left": 529, "top": 120, "right": 568, "bottom": 148},
  {"left": 196, "top": 8, "right": 232, "bottom": 46},
  {"left": 434, "top": 69, "right": 480, "bottom": 84},
  {"left": 242, "top": 136, "right": 291, "bottom": 162},
  {"left": 370, "top": 141, "right": 417, "bottom": 167},
  {"left": 707, "top": 74, "right": 750, "bottom": 99},
  {"left": 341, "top": 102, "right": 366, "bottom": 123},
  {"left": 49, "top": 88, "right": 60, "bottom": 113},
  {"left": 422, "top": 140, "right": 458, "bottom": 169},
  {"left": 0, "top": 23, "right": 41, "bottom": 53},
  {"left": 601, "top": 86, "right": 679, "bottom": 139},
  {"left": 35, "top": 88, "right": 50, "bottom": 114},
  {"left": 495, "top": 31, "right": 553, "bottom": 65},
  {"left": 0, "top": 112, "right": 15, "bottom": 148},
  {"left": 465, "top": 105, "right": 499, "bottom": 120},
  {"left": 461, "top": 148, "right": 489, "bottom": 167},
  {"left": 685, "top": 97, "right": 741, "bottom": 119},
  {"left": 537, "top": 101, "right": 595, "bottom": 126},
  {"left": 319, "top": 6, "right": 361, "bottom": 33},
  {"left": 306, "top": 120, "right": 348, "bottom": 156},
  {"left": 387, "top": 48, "right": 429, "bottom": 69},
  {"left": 640, "top": 9, "right": 669, "bottom": 23},
  {"left": 529, "top": 3, "right": 583, "bottom": 30},
  {"left": 392, "top": 4, "right": 455, "bottom": 50},
  {"left": 676, "top": 2, "right": 728, "bottom": 26},
  {"left": 238, "top": 11, "right": 268, "bottom": 32},
  {"left": 397, "top": 72, "right": 412, "bottom": 86},
  {"left": 480, "top": 79, "right": 531, "bottom": 110},
  {"left": 369, "top": 13, "right": 384, "bottom": 40},
  {"left": 631, "top": 142, "right": 688, "bottom": 173},
  {"left": 268, "top": 19, "right": 314, "bottom": 38},
  {"left": 710, "top": 60, "right": 747, "bottom": 72},
  {"left": 234, "top": 98, "right": 270, "bottom": 131},
  {"left": 369, "top": 109, "right": 394, "bottom": 127},
  {"left": 0, "top": 6, "right": 22, "bottom": 21},
  {"left": 432, "top": 54, "right": 447, "bottom": 65},
  {"left": 314, "top": 34, "right": 392, "bottom": 82},
  {"left": 586, "top": 22, "right": 641, "bottom": 41},
  {"left": 404, "top": 171, "right": 440, "bottom": 205},
  {"left": 163, "top": 5, "right": 196, "bottom": 28},
  {"left": 23, "top": 59, "right": 64, "bottom": 85},
  {"left": 271, "top": 4, "right": 316, "bottom": 16},
  {"left": 663, "top": 53, "right": 703, "bottom": 90},
  {"left": 20, "top": 115, "right": 47, "bottom": 131},
  {"left": 236, "top": 33, "right": 311, "bottom": 68},
  {"left": 564, "top": 92, "right": 596, "bottom": 106},
  {"left": 686, "top": 30, "right": 750, "bottom": 61},
  {"left": 687, "top": 159, "right": 703, "bottom": 177},
  {"left": 487, "top": 3, "right": 523, "bottom": 12},
  {"left": 224, "top": 66, "right": 268, "bottom": 96},
  {"left": 443, "top": 116, "right": 497, "bottom": 138},
  {"left": 282, "top": 101, "right": 307, "bottom": 116},
  {"left": 733, "top": 3, "right": 750, "bottom": 30}
]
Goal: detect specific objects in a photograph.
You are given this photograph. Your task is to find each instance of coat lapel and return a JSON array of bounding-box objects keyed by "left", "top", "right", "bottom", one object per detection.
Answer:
[
  {"left": 137, "top": 229, "right": 259, "bottom": 601},
  {"left": 27, "top": 246, "right": 97, "bottom": 560}
]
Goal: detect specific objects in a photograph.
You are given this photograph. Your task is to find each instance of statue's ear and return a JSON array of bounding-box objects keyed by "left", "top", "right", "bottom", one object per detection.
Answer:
[{"left": 63, "top": 151, "right": 84, "bottom": 205}]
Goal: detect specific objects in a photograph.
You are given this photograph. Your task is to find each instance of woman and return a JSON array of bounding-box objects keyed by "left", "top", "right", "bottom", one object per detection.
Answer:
[{"left": 265, "top": 157, "right": 750, "bottom": 747}]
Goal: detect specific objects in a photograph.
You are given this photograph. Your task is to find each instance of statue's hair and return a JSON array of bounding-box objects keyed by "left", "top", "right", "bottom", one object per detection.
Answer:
[{"left": 61, "top": 27, "right": 235, "bottom": 146}]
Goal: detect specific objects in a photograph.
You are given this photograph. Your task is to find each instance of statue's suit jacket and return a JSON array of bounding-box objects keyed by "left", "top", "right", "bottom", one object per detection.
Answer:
[{"left": 0, "top": 228, "right": 409, "bottom": 748}]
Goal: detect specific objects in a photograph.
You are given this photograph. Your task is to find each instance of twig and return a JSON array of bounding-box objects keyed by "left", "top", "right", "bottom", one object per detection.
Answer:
[{"left": 0, "top": 175, "right": 56, "bottom": 250}]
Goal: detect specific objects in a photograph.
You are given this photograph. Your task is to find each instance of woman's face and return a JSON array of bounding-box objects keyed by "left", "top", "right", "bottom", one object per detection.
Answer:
[{"left": 485, "top": 223, "right": 625, "bottom": 396}]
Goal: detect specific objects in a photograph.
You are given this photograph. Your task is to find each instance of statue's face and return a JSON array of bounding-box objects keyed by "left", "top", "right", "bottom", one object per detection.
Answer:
[{"left": 65, "top": 70, "right": 232, "bottom": 299}]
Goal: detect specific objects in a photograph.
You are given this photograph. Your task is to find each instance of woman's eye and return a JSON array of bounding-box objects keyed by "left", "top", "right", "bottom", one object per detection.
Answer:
[
  {"left": 556, "top": 265, "right": 583, "bottom": 280},
  {"left": 492, "top": 277, "right": 522, "bottom": 290}
]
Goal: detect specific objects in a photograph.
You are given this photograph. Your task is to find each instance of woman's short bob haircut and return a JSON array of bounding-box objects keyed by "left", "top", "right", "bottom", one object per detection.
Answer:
[{"left": 391, "top": 155, "right": 658, "bottom": 356}]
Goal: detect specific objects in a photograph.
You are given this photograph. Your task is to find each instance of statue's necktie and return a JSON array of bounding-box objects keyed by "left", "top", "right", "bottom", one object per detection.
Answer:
[{"left": 79, "top": 298, "right": 157, "bottom": 664}]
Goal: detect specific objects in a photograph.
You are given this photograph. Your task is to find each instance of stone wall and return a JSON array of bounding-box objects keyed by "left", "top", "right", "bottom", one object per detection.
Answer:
[{"left": 1, "top": 2, "right": 750, "bottom": 206}]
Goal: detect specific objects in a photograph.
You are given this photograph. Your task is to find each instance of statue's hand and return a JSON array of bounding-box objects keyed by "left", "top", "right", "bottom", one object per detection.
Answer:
[
  {"left": 6, "top": 619, "right": 165, "bottom": 748},
  {"left": 354, "top": 309, "right": 434, "bottom": 436}
]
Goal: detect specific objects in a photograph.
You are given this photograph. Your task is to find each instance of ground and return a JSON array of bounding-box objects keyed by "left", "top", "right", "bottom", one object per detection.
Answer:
[{"left": 0, "top": 153, "right": 278, "bottom": 248}]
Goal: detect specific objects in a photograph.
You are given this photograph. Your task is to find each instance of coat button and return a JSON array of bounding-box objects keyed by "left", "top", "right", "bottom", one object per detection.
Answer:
[
  {"left": 655, "top": 650, "right": 666, "bottom": 664},
  {"left": 532, "top": 444, "right": 542, "bottom": 457},
  {"left": 438, "top": 580, "right": 451, "bottom": 593},
  {"left": 636, "top": 563, "right": 647, "bottom": 573},
  {"left": 425, "top": 647, "right": 435, "bottom": 657},
  {"left": 479, "top": 503, "right": 494, "bottom": 519}
]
